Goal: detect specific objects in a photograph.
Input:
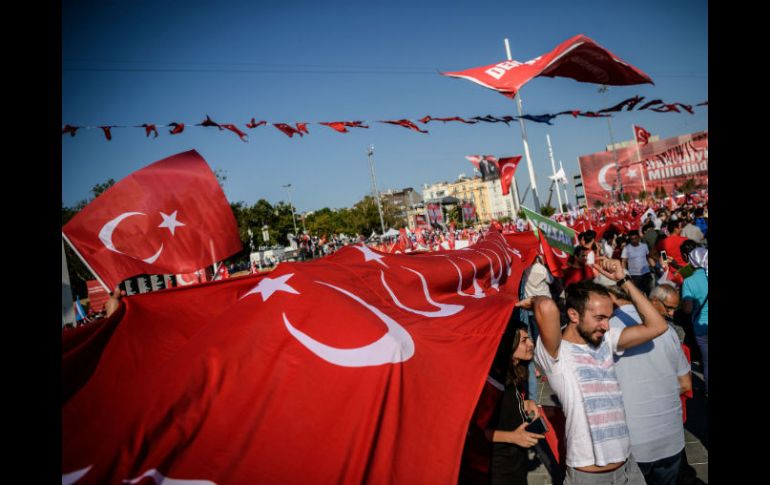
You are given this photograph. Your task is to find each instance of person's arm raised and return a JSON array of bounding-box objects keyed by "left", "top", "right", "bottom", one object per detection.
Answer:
[
  {"left": 516, "top": 296, "right": 562, "bottom": 359},
  {"left": 592, "top": 259, "right": 668, "bottom": 351}
]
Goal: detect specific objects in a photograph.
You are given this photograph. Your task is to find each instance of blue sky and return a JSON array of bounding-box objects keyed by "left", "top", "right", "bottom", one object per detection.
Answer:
[{"left": 62, "top": 0, "right": 707, "bottom": 214}]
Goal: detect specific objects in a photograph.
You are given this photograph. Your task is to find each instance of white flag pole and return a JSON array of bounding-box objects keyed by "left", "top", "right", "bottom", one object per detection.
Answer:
[
  {"left": 546, "top": 134, "right": 564, "bottom": 215},
  {"left": 504, "top": 38, "right": 540, "bottom": 212},
  {"left": 62, "top": 239, "right": 77, "bottom": 327},
  {"left": 632, "top": 125, "right": 648, "bottom": 193},
  {"left": 62, "top": 232, "right": 111, "bottom": 292},
  {"left": 559, "top": 161, "right": 570, "bottom": 211}
]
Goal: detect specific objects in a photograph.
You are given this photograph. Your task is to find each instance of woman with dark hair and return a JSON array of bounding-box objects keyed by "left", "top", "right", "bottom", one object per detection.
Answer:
[{"left": 486, "top": 324, "right": 544, "bottom": 484}]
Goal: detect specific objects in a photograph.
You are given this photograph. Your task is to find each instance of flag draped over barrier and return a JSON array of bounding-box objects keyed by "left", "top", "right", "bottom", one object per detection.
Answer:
[{"left": 63, "top": 231, "right": 538, "bottom": 484}]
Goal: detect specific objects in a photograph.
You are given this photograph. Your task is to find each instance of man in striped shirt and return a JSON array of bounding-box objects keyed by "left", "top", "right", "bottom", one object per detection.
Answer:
[{"left": 517, "top": 259, "right": 667, "bottom": 484}]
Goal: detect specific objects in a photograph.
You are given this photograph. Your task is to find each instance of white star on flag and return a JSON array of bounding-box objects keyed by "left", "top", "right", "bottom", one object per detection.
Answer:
[
  {"left": 242, "top": 273, "right": 300, "bottom": 302},
  {"left": 627, "top": 167, "right": 638, "bottom": 178},
  {"left": 353, "top": 244, "right": 389, "bottom": 268},
  {"left": 158, "top": 210, "right": 186, "bottom": 235}
]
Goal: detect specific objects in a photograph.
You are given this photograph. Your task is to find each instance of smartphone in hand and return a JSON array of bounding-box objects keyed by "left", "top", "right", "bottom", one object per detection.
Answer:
[
  {"left": 525, "top": 417, "right": 548, "bottom": 434},
  {"left": 659, "top": 250, "right": 668, "bottom": 261}
]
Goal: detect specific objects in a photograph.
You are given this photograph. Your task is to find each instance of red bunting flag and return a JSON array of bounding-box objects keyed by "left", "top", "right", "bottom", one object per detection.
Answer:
[
  {"left": 99, "top": 126, "right": 114, "bottom": 141},
  {"left": 221, "top": 124, "right": 248, "bottom": 142},
  {"left": 633, "top": 125, "right": 651, "bottom": 145},
  {"left": 295, "top": 122, "right": 309, "bottom": 135},
  {"left": 62, "top": 150, "right": 242, "bottom": 290},
  {"left": 273, "top": 123, "right": 302, "bottom": 138},
  {"left": 320, "top": 121, "right": 349, "bottom": 133},
  {"left": 168, "top": 122, "right": 185, "bottom": 135},
  {"left": 379, "top": 119, "right": 428, "bottom": 133},
  {"left": 246, "top": 118, "right": 267, "bottom": 128},
  {"left": 62, "top": 124, "right": 80, "bottom": 137},
  {"left": 419, "top": 116, "right": 476, "bottom": 124},
  {"left": 442, "top": 34, "right": 653, "bottom": 99},
  {"left": 62, "top": 232, "right": 527, "bottom": 484},
  {"left": 497, "top": 156, "right": 522, "bottom": 196},
  {"left": 141, "top": 123, "right": 158, "bottom": 138},
  {"left": 638, "top": 99, "right": 663, "bottom": 110},
  {"left": 198, "top": 115, "right": 222, "bottom": 128}
]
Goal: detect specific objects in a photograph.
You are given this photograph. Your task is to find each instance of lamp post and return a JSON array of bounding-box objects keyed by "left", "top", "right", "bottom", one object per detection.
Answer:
[
  {"left": 599, "top": 85, "right": 623, "bottom": 203},
  {"left": 366, "top": 145, "right": 387, "bottom": 236},
  {"left": 282, "top": 183, "right": 299, "bottom": 235}
]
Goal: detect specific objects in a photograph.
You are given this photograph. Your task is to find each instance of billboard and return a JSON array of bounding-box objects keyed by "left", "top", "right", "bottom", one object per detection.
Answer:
[{"left": 578, "top": 131, "right": 708, "bottom": 205}]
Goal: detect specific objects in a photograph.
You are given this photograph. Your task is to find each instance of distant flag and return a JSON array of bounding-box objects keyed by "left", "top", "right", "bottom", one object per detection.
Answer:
[
  {"left": 273, "top": 123, "right": 303, "bottom": 138},
  {"left": 221, "top": 124, "right": 248, "bottom": 142},
  {"left": 250, "top": 259, "right": 258, "bottom": 275},
  {"left": 419, "top": 116, "right": 476, "bottom": 124},
  {"left": 295, "top": 123, "right": 309, "bottom": 135},
  {"left": 638, "top": 99, "right": 663, "bottom": 110},
  {"left": 214, "top": 263, "right": 230, "bottom": 280},
  {"left": 62, "top": 124, "right": 80, "bottom": 137},
  {"left": 633, "top": 125, "right": 652, "bottom": 145},
  {"left": 99, "top": 126, "right": 114, "bottom": 141},
  {"left": 168, "top": 122, "right": 185, "bottom": 135},
  {"left": 74, "top": 297, "right": 88, "bottom": 322},
  {"left": 650, "top": 103, "right": 681, "bottom": 113},
  {"left": 598, "top": 95, "right": 645, "bottom": 113},
  {"left": 379, "top": 119, "right": 428, "bottom": 133},
  {"left": 246, "top": 118, "right": 267, "bottom": 129},
  {"left": 497, "top": 156, "right": 522, "bottom": 196},
  {"left": 319, "top": 122, "right": 349, "bottom": 133},
  {"left": 518, "top": 114, "right": 556, "bottom": 125},
  {"left": 548, "top": 166, "right": 568, "bottom": 184},
  {"left": 465, "top": 155, "right": 482, "bottom": 169},
  {"left": 696, "top": 100, "right": 708, "bottom": 106},
  {"left": 197, "top": 115, "right": 222, "bottom": 129},
  {"left": 141, "top": 124, "right": 158, "bottom": 138}
]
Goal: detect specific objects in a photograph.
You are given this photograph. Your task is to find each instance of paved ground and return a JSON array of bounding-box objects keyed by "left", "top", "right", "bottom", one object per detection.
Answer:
[{"left": 525, "top": 362, "right": 708, "bottom": 484}]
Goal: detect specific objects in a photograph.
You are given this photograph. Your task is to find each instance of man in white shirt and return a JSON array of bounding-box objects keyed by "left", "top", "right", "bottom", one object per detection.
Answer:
[
  {"left": 517, "top": 259, "right": 668, "bottom": 484},
  {"left": 621, "top": 232, "right": 655, "bottom": 296}
]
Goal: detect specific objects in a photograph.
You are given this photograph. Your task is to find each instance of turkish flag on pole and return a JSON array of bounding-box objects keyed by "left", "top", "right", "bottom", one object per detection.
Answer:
[
  {"left": 62, "top": 150, "right": 242, "bottom": 290},
  {"left": 497, "top": 156, "right": 522, "bottom": 195},
  {"left": 442, "top": 34, "right": 653, "bottom": 99},
  {"left": 63, "top": 232, "right": 528, "bottom": 484},
  {"left": 633, "top": 125, "right": 652, "bottom": 145},
  {"left": 534, "top": 225, "right": 569, "bottom": 278}
]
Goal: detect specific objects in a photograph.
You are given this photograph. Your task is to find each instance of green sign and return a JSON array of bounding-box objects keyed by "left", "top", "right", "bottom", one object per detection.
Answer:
[{"left": 521, "top": 206, "right": 576, "bottom": 254}]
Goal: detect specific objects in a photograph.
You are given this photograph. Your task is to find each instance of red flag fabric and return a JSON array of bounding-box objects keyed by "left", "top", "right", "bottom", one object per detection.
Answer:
[
  {"left": 99, "top": 126, "right": 113, "bottom": 141},
  {"left": 214, "top": 263, "right": 230, "bottom": 280},
  {"left": 198, "top": 115, "right": 222, "bottom": 128},
  {"left": 442, "top": 34, "right": 653, "bottom": 99},
  {"left": 535, "top": 226, "right": 569, "bottom": 277},
  {"left": 246, "top": 118, "right": 267, "bottom": 129},
  {"left": 63, "top": 232, "right": 527, "bottom": 484},
  {"left": 497, "top": 156, "right": 522, "bottom": 195},
  {"left": 141, "top": 123, "right": 159, "bottom": 138},
  {"left": 398, "top": 227, "right": 413, "bottom": 251},
  {"left": 62, "top": 150, "right": 242, "bottom": 290},
  {"left": 221, "top": 123, "right": 248, "bottom": 142},
  {"left": 465, "top": 155, "right": 482, "bottom": 169},
  {"left": 320, "top": 121, "right": 349, "bottom": 133},
  {"left": 273, "top": 123, "right": 302, "bottom": 138},
  {"left": 380, "top": 119, "right": 428, "bottom": 133},
  {"left": 168, "top": 122, "right": 185, "bottom": 135},
  {"left": 295, "top": 122, "right": 309, "bottom": 135},
  {"left": 633, "top": 125, "right": 651, "bottom": 145},
  {"left": 62, "top": 124, "right": 80, "bottom": 136}
]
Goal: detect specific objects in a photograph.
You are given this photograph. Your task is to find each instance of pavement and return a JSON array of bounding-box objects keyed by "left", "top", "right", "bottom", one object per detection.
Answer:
[{"left": 525, "top": 362, "right": 708, "bottom": 484}]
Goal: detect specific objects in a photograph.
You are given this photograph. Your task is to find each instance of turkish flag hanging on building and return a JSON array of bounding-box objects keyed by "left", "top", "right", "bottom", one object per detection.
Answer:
[
  {"left": 634, "top": 125, "right": 652, "bottom": 145},
  {"left": 62, "top": 150, "right": 242, "bottom": 290},
  {"left": 442, "top": 34, "right": 653, "bottom": 99},
  {"left": 63, "top": 232, "right": 528, "bottom": 484},
  {"left": 497, "top": 156, "right": 522, "bottom": 195}
]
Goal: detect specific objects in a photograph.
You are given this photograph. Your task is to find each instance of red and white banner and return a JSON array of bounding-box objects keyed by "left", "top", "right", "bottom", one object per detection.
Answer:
[
  {"left": 633, "top": 125, "right": 651, "bottom": 145},
  {"left": 426, "top": 203, "right": 444, "bottom": 225},
  {"left": 63, "top": 232, "right": 527, "bottom": 484},
  {"left": 86, "top": 280, "right": 110, "bottom": 312},
  {"left": 62, "top": 150, "right": 242, "bottom": 290},
  {"left": 578, "top": 131, "right": 708, "bottom": 205},
  {"left": 497, "top": 156, "right": 522, "bottom": 195},
  {"left": 443, "top": 34, "right": 652, "bottom": 99}
]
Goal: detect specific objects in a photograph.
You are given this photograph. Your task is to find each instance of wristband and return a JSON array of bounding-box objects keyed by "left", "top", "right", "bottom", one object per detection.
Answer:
[{"left": 616, "top": 275, "right": 632, "bottom": 287}]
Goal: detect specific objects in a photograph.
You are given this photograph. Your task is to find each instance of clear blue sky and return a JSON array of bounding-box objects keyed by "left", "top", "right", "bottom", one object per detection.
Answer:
[{"left": 62, "top": 0, "right": 707, "bottom": 214}]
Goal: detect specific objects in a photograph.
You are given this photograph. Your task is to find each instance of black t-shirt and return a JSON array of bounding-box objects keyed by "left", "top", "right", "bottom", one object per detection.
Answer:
[{"left": 488, "top": 383, "right": 528, "bottom": 484}]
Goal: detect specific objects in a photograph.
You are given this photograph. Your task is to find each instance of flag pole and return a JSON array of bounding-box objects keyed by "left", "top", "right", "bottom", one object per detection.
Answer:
[
  {"left": 62, "top": 239, "right": 77, "bottom": 327},
  {"left": 504, "top": 38, "right": 540, "bottom": 212},
  {"left": 559, "top": 161, "right": 570, "bottom": 210},
  {"left": 546, "top": 134, "right": 564, "bottom": 215},
  {"left": 62, "top": 232, "right": 111, "bottom": 292},
  {"left": 632, "top": 125, "right": 648, "bottom": 193}
]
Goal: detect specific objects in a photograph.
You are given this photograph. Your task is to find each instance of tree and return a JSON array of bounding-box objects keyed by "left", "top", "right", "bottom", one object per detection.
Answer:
[
  {"left": 679, "top": 178, "right": 698, "bottom": 194},
  {"left": 593, "top": 199, "right": 605, "bottom": 209},
  {"left": 539, "top": 204, "right": 556, "bottom": 217}
]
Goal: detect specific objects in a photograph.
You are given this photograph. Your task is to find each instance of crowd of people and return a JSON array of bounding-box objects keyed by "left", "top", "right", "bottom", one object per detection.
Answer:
[{"left": 462, "top": 196, "right": 708, "bottom": 485}]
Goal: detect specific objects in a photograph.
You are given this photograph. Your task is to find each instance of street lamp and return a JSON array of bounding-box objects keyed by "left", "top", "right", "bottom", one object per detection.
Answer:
[
  {"left": 599, "top": 85, "right": 623, "bottom": 202},
  {"left": 366, "top": 145, "right": 387, "bottom": 236},
  {"left": 282, "top": 183, "right": 299, "bottom": 235}
]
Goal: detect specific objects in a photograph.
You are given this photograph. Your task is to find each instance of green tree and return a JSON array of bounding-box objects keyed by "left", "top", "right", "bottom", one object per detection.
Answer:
[{"left": 539, "top": 204, "right": 556, "bottom": 217}]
